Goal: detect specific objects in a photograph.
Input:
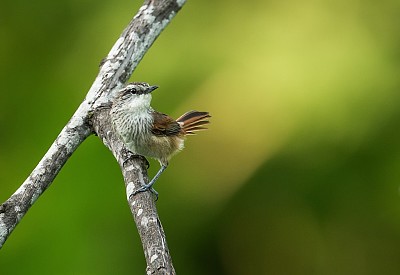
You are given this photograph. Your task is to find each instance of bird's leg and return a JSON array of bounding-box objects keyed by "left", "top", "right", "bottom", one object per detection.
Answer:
[{"left": 131, "top": 165, "right": 168, "bottom": 199}]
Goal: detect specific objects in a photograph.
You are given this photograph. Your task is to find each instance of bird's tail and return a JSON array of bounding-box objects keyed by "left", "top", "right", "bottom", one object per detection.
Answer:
[{"left": 176, "top": 111, "right": 211, "bottom": 135}]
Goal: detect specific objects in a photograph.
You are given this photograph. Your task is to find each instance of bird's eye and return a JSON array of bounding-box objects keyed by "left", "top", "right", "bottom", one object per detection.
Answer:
[{"left": 122, "top": 88, "right": 136, "bottom": 98}]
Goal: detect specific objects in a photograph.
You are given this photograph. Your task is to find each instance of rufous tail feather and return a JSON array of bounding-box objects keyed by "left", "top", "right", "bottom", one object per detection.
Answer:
[{"left": 176, "top": 110, "right": 211, "bottom": 135}]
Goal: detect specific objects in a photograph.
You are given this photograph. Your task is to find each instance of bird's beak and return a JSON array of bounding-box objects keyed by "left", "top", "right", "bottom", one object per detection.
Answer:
[{"left": 146, "top": 85, "right": 159, "bottom": 94}]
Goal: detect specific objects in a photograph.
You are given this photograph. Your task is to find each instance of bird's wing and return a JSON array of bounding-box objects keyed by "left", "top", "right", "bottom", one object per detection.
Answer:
[{"left": 151, "top": 111, "right": 182, "bottom": 136}]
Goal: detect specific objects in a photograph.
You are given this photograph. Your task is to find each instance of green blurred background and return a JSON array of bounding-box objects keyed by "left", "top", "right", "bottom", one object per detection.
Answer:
[{"left": 1, "top": 0, "right": 400, "bottom": 274}]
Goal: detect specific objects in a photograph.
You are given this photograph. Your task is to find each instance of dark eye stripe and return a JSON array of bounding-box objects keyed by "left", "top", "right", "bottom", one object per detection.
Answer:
[
  {"left": 122, "top": 91, "right": 131, "bottom": 97},
  {"left": 122, "top": 88, "right": 137, "bottom": 96}
]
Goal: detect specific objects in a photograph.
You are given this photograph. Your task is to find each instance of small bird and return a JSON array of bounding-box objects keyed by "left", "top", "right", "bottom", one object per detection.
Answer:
[{"left": 110, "top": 82, "right": 210, "bottom": 197}]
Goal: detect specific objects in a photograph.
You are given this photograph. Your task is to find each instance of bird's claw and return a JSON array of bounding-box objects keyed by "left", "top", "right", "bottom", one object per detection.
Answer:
[{"left": 130, "top": 185, "right": 158, "bottom": 201}]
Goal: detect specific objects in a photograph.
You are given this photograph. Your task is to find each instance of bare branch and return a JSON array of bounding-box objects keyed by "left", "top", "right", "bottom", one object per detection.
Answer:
[
  {"left": 1, "top": 0, "right": 185, "bottom": 271},
  {"left": 0, "top": 107, "right": 92, "bottom": 247},
  {"left": 93, "top": 108, "right": 176, "bottom": 274}
]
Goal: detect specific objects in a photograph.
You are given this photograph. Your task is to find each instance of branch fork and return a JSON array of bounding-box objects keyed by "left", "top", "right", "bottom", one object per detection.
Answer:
[{"left": 1, "top": 1, "right": 185, "bottom": 273}]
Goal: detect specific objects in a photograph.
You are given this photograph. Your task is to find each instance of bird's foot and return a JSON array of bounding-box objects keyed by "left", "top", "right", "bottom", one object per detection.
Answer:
[
  {"left": 128, "top": 165, "right": 166, "bottom": 201},
  {"left": 130, "top": 185, "right": 159, "bottom": 201}
]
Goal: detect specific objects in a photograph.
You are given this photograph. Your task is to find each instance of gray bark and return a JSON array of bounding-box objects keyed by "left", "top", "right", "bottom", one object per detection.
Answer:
[
  {"left": 93, "top": 108, "right": 176, "bottom": 274},
  {"left": 0, "top": 0, "right": 184, "bottom": 273}
]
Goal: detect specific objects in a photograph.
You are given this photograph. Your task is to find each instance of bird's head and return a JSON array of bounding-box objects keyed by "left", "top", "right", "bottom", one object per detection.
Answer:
[{"left": 115, "top": 82, "right": 159, "bottom": 109}]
